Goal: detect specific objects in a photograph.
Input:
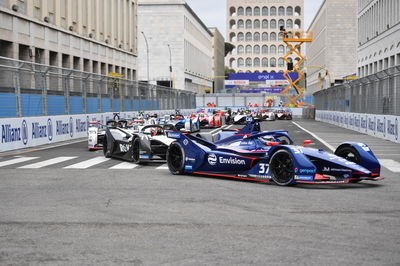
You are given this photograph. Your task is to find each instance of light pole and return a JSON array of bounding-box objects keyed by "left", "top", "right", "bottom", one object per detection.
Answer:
[
  {"left": 141, "top": 31, "right": 150, "bottom": 82},
  {"left": 167, "top": 44, "right": 172, "bottom": 88}
]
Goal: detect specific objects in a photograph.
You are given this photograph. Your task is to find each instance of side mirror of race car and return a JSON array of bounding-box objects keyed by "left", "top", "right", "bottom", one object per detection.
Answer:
[{"left": 303, "top": 140, "right": 314, "bottom": 147}]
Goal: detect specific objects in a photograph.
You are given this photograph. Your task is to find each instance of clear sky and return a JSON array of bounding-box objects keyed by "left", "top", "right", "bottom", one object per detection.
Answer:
[{"left": 185, "top": 0, "right": 325, "bottom": 37}]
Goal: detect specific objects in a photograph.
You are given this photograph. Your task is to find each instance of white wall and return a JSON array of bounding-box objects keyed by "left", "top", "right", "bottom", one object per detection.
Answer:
[{"left": 316, "top": 110, "right": 400, "bottom": 143}]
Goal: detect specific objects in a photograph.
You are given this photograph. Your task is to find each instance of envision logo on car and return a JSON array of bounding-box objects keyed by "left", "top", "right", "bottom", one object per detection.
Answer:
[{"left": 208, "top": 153, "right": 217, "bottom": 165}]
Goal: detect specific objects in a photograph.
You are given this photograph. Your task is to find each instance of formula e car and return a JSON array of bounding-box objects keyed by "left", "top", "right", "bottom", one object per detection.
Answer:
[
  {"left": 166, "top": 131, "right": 383, "bottom": 186},
  {"left": 275, "top": 108, "right": 292, "bottom": 120},
  {"left": 88, "top": 119, "right": 135, "bottom": 150},
  {"left": 198, "top": 112, "right": 223, "bottom": 128},
  {"left": 103, "top": 123, "right": 177, "bottom": 163}
]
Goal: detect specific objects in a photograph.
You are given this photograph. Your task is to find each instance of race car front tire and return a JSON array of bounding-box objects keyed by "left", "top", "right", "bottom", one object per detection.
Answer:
[
  {"left": 167, "top": 142, "right": 185, "bottom": 175},
  {"left": 103, "top": 138, "right": 111, "bottom": 158},
  {"left": 131, "top": 138, "right": 141, "bottom": 163},
  {"left": 270, "top": 149, "right": 295, "bottom": 186},
  {"left": 334, "top": 146, "right": 362, "bottom": 183}
]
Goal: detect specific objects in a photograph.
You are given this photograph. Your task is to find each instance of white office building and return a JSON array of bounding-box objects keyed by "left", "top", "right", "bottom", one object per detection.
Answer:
[
  {"left": 357, "top": 0, "right": 400, "bottom": 77},
  {"left": 0, "top": 0, "right": 138, "bottom": 79},
  {"left": 306, "top": 0, "right": 358, "bottom": 95},
  {"left": 226, "top": 0, "right": 304, "bottom": 73},
  {"left": 138, "top": 0, "right": 213, "bottom": 93}
]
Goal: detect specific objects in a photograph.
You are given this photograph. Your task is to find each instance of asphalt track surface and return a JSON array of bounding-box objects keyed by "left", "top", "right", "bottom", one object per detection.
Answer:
[{"left": 0, "top": 119, "right": 399, "bottom": 265}]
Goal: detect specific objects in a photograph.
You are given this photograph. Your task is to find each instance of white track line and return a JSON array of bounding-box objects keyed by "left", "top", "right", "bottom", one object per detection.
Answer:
[
  {"left": 292, "top": 122, "right": 335, "bottom": 152},
  {"left": 379, "top": 159, "right": 400, "bottom": 173},
  {"left": 0, "top": 157, "right": 39, "bottom": 167},
  {"left": 156, "top": 164, "right": 169, "bottom": 170},
  {"left": 19, "top": 156, "right": 77, "bottom": 169},
  {"left": 209, "top": 125, "right": 227, "bottom": 135},
  {"left": 64, "top": 157, "right": 110, "bottom": 169},
  {"left": 109, "top": 162, "right": 139, "bottom": 169}
]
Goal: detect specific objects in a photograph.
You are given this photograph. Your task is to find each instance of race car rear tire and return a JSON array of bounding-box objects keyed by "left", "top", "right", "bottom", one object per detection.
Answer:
[
  {"left": 131, "top": 138, "right": 141, "bottom": 163},
  {"left": 270, "top": 150, "right": 295, "bottom": 186},
  {"left": 335, "top": 146, "right": 362, "bottom": 183},
  {"left": 167, "top": 142, "right": 185, "bottom": 175},
  {"left": 103, "top": 138, "right": 111, "bottom": 158}
]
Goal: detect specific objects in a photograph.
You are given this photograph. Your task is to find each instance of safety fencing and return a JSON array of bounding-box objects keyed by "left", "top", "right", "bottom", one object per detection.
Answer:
[
  {"left": 316, "top": 110, "right": 399, "bottom": 143},
  {"left": 313, "top": 66, "right": 400, "bottom": 116},
  {"left": 196, "top": 93, "right": 283, "bottom": 108},
  {"left": 0, "top": 56, "right": 196, "bottom": 118},
  {"left": 0, "top": 109, "right": 196, "bottom": 152}
]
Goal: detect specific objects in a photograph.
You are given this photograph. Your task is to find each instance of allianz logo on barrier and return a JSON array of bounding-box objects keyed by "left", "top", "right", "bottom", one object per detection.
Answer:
[{"left": 1, "top": 120, "right": 28, "bottom": 145}]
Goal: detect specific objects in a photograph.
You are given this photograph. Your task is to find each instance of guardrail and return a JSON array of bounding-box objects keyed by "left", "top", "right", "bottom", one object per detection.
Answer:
[
  {"left": 316, "top": 110, "right": 399, "bottom": 143},
  {"left": 0, "top": 109, "right": 196, "bottom": 152}
]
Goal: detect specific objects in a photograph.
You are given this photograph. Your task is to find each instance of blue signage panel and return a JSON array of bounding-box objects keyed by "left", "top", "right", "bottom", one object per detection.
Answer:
[{"left": 227, "top": 72, "right": 298, "bottom": 81}]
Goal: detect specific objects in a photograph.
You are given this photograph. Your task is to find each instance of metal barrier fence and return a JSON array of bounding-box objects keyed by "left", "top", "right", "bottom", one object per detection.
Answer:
[
  {"left": 313, "top": 66, "right": 400, "bottom": 116},
  {"left": 0, "top": 56, "right": 196, "bottom": 118}
]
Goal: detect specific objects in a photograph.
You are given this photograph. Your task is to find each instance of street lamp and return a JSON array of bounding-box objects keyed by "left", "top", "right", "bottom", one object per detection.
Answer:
[
  {"left": 167, "top": 44, "right": 173, "bottom": 88},
  {"left": 141, "top": 31, "right": 150, "bottom": 82}
]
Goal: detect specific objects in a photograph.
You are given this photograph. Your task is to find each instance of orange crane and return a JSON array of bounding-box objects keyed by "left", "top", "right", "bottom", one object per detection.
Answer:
[{"left": 281, "top": 30, "right": 313, "bottom": 107}]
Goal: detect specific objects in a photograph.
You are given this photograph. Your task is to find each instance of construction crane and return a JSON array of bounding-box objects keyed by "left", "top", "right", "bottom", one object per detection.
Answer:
[{"left": 281, "top": 29, "right": 313, "bottom": 107}]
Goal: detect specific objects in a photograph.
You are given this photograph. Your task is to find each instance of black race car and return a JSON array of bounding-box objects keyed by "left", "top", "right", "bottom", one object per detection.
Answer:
[{"left": 103, "top": 124, "right": 177, "bottom": 163}]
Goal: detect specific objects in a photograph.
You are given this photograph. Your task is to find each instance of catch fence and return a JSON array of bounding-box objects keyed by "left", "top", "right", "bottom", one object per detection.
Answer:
[
  {"left": 0, "top": 56, "right": 196, "bottom": 118},
  {"left": 314, "top": 66, "right": 400, "bottom": 116}
]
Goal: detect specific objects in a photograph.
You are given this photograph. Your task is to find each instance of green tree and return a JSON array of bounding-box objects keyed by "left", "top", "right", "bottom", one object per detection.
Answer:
[
  {"left": 225, "top": 42, "right": 235, "bottom": 57},
  {"left": 225, "top": 66, "right": 236, "bottom": 75}
]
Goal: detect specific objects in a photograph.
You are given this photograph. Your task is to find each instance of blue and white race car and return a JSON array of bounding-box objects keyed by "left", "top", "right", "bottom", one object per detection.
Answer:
[{"left": 165, "top": 129, "right": 383, "bottom": 186}]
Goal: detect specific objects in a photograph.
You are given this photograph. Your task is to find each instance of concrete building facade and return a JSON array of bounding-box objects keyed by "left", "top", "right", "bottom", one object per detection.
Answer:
[
  {"left": 306, "top": 0, "right": 358, "bottom": 95},
  {"left": 138, "top": 0, "right": 213, "bottom": 93},
  {"left": 209, "top": 27, "right": 225, "bottom": 93},
  {"left": 226, "top": 0, "right": 304, "bottom": 73},
  {"left": 0, "top": 0, "right": 138, "bottom": 79},
  {"left": 357, "top": 0, "right": 400, "bottom": 77}
]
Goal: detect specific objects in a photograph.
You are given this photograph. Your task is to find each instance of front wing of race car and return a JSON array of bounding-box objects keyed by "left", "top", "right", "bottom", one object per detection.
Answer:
[
  {"left": 88, "top": 124, "right": 105, "bottom": 150},
  {"left": 166, "top": 132, "right": 384, "bottom": 185}
]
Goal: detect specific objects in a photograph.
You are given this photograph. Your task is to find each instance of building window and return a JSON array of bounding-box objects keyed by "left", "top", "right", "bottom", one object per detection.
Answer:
[
  {"left": 254, "top": 45, "right": 260, "bottom": 54},
  {"left": 270, "top": 32, "right": 277, "bottom": 41},
  {"left": 287, "top": 6, "right": 293, "bottom": 16},
  {"left": 262, "top": 7, "right": 268, "bottom": 16},
  {"left": 246, "top": 7, "right": 252, "bottom": 16},
  {"left": 246, "top": 32, "right": 252, "bottom": 41},
  {"left": 270, "top": 19, "right": 277, "bottom": 29},
  {"left": 270, "top": 45, "right": 277, "bottom": 54},
  {"left": 254, "top": 58, "right": 260, "bottom": 67},
  {"left": 238, "top": 7, "right": 244, "bottom": 16},
  {"left": 278, "top": 6, "right": 285, "bottom": 16},
  {"left": 262, "top": 19, "right": 268, "bottom": 29},
  {"left": 295, "top": 6, "right": 301, "bottom": 16},
  {"left": 278, "top": 19, "right": 285, "bottom": 29},
  {"left": 238, "top": 45, "right": 244, "bottom": 54},
  {"left": 246, "top": 45, "right": 252, "bottom": 54},
  {"left": 254, "top": 7, "right": 260, "bottom": 16},
  {"left": 238, "top": 20, "right": 244, "bottom": 29},
  {"left": 254, "top": 19, "right": 260, "bottom": 29},
  {"left": 262, "top": 57, "right": 268, "bottom": 67},
  {"left": 262, "top": 32, "right": 268, "bottom": 41},
  {"left": 270, "top": 58, "right": 277, "bottom": 67},
  {"left": 270, "top": 6, "right": 277, "bottom": 16},
  {"left": 278, "top": 58, "right": 285, "bottom": 67},
  {"left": 246, "top": 57, "right": 252, "bottom": 67},
  {"left": 278, "top": 32, "right": 284, "bottom": 41},
  {"left": 278, "top": 45, "right": 285, "bottom": 54},
  {"left": 238, "top": 32, "right": 244, "bottom": 41},
  {"left": 238, "top": 58, "right": 244, "bottom": 67},
  {"left": 287, "top": 19, "right": 293, "bottom": 29},
  {"left": 254, "top": 32, "right": 260, "bottom": 41},
  {"left": 246, "top": 19, "right": 252, "bottom": 29},
  {"left": 262, "top": 45, "right": 268, "bottom": 54}
]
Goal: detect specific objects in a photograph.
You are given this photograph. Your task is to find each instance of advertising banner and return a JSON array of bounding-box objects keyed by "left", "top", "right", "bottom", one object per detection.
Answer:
[
  {"left": 0, "top": 109, "right": 195, "bottom": 152},
  {"left": 316, "top": 110, "right": 399, "bottom": 143}
]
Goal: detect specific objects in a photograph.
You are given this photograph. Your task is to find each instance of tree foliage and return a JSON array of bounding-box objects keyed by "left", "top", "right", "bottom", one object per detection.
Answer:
[{"left": 225, "top": 42, "right": 235, "bottom": 57}]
